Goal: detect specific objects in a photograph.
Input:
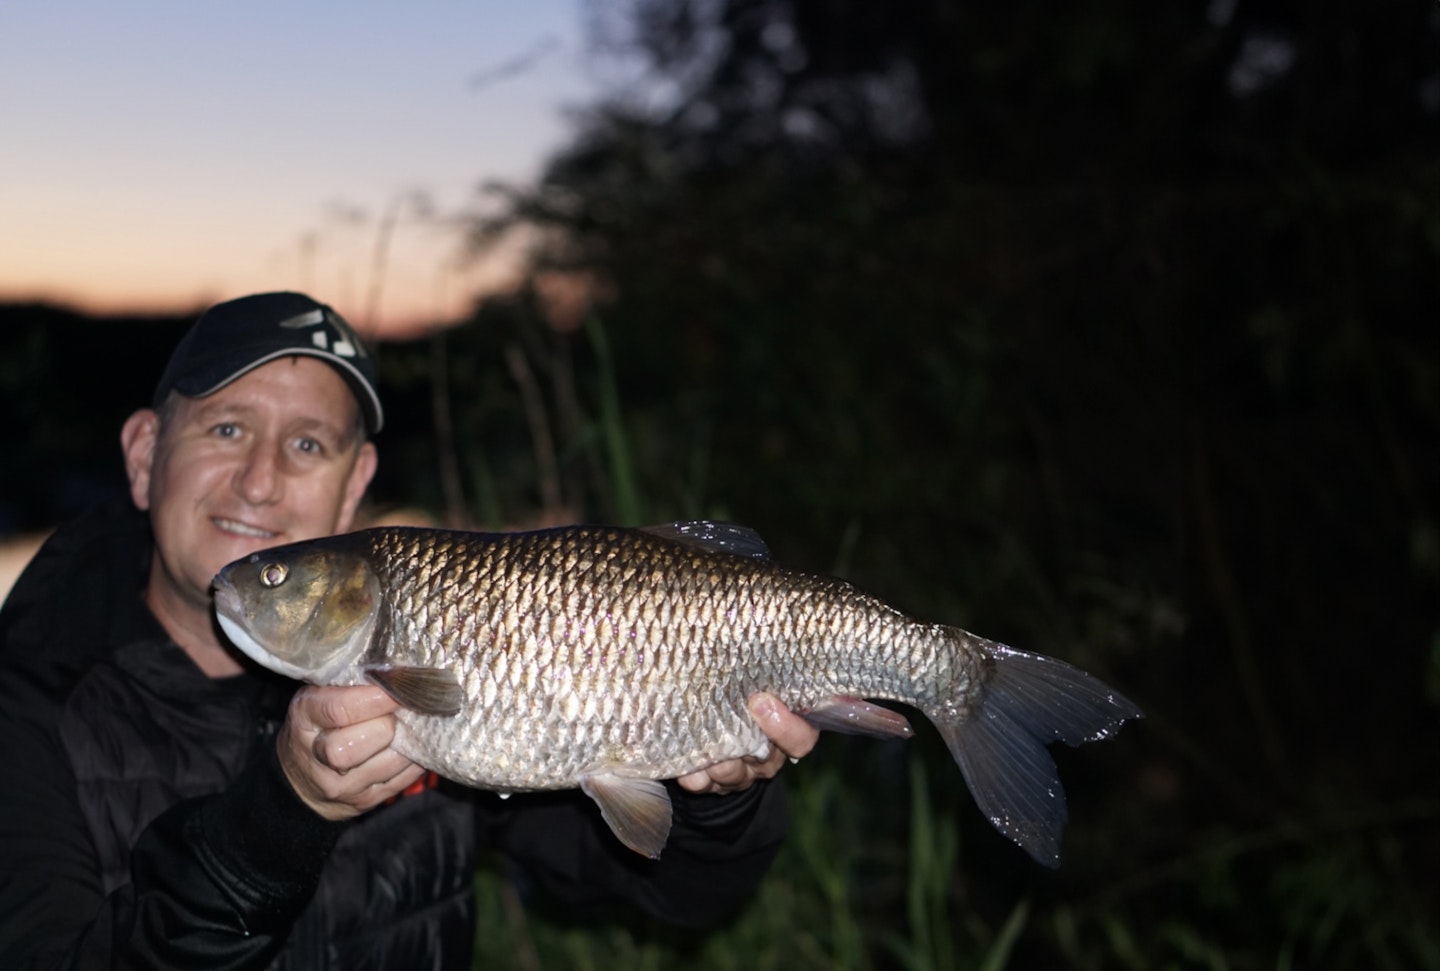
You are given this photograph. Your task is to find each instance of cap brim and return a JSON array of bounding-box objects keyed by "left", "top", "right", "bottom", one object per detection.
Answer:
[{"left": 175, "top": 347, "right": 384, "bottom": 434}]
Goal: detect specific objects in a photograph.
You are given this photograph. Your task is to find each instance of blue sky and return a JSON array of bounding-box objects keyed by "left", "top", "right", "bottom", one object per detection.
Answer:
[{"left": 0, "top": 1, "right": 602, "bottom": 334}]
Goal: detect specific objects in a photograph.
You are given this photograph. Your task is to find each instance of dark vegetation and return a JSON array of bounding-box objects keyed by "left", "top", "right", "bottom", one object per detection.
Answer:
[{"left": 2, "top": 1, "right": 1435, "bottom": 967}]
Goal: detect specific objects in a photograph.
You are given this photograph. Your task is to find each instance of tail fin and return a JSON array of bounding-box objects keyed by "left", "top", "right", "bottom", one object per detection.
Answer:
[{"left": 931, "top": 639, "right": 1142, "bottom": 867}]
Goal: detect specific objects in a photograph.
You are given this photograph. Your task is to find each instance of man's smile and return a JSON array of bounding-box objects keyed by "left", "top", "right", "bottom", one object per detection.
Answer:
[{"left": 213, "top": 517, "right": 279, "bottom": 540}]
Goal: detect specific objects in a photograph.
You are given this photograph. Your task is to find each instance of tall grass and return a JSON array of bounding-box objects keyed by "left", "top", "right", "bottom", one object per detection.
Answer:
[{"left": 584, "top": 317, "right": 645, "bottom": 526}]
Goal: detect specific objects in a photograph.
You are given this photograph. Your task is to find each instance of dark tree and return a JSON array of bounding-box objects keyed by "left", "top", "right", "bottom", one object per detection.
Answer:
[{"left": 457, "top": 1, "right": 1439, "bottom": 966}]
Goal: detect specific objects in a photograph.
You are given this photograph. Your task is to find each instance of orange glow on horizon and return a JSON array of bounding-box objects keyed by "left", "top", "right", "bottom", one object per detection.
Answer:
[{"left": 0, "top": 232, "right": 531, "bottom": 342}]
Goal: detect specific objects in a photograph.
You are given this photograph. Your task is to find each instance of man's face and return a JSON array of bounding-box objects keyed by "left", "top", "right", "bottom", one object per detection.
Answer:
[{"left": 126, "top": 356, "right": 377, "bottom": 614}]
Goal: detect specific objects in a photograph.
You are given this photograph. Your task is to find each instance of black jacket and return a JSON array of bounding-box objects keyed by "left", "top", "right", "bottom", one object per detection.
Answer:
[{"left": 0, "top": 502, "right": 788, "bottom": 969}]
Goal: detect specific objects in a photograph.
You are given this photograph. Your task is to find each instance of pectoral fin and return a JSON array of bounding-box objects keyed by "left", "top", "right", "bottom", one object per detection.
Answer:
[
  {"left": 366, "top": 665, "right": 464, "bottom": 717},
  {"left": 579, "top": 771, "right": 673, "bottom": 859},
  {"left": 801, "top": 696, "right": 915, "bottom": 740}
]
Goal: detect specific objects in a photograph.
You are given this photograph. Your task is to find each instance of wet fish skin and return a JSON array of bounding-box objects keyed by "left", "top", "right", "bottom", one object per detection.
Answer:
[{"left": 212, "top": 522, "right": 1141, "bottom": 863}]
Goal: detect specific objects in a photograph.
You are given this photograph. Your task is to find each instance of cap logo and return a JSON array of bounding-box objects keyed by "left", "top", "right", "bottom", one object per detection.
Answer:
[{"left": 277, "top": 307, "right": 364, "bottom": 359}]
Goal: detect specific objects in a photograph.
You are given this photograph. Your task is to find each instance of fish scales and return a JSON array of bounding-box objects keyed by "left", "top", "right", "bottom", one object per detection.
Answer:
[
  {"left": 359, "top": 526, "right": 952, "bottom": 790},
  {"left": 212, "top": 521, "right": 1141, "bottom": 864}
]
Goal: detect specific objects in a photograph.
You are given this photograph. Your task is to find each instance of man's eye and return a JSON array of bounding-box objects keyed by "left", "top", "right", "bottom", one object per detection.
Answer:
[
  {"left": 295, "top": 437, "right": 323, "bottom": 455},
  {"left": 213, "top": 423, "right": 240, "bottom": 438}
]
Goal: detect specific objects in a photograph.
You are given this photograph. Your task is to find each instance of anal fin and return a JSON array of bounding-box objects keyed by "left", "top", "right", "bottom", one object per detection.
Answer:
[{"left": 801, "top": 696, "right": 915, "bottom": 740}]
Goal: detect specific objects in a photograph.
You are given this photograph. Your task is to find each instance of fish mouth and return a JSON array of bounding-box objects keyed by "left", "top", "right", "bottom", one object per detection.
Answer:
[
  {"left": 210, "top": 576, "right": 258, "bottom": 661},
  {"left": 211, "top": 575, "right": 242, "bottom": 619}
]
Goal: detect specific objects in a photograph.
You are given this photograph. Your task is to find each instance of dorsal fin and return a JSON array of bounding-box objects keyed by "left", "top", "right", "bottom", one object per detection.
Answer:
[{"left": 641, "top": 521, "right": 771, "bottom": 560}]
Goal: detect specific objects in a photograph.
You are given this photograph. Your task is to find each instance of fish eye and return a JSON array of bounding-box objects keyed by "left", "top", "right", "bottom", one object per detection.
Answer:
[{"left": 259, "top": 562, "right": 289, "bottom": 588}]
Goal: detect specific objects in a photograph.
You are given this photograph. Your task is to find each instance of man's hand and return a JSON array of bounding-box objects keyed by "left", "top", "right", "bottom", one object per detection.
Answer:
[
  {"left": 276, "top": 684, "right": 427, "bottom": 820},
  {"left": 675, "top": 692, "right": 820, "bottom": 795}
]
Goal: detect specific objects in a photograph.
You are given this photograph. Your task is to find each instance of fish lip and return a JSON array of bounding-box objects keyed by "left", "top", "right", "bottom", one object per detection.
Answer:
[{"left": 210, "top": 574, "right": 242, "bottom": 619}]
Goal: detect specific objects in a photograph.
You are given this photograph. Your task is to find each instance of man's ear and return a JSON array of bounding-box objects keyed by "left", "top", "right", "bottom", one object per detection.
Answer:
[
  {"left": 336, "top": 440, "right": 378, "bottom": 533},
  {"left": 120, "top": 409, "right": 160, "bottom": 511}
]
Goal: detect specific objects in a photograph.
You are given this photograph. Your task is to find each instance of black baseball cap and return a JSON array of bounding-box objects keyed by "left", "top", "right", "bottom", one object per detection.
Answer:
[{"left": 152, "top": 292, "right": 384, "bottom": 434}]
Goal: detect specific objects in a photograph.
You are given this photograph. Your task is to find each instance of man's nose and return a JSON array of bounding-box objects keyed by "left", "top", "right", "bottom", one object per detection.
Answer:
[{"left": 234, "top": 443, "right": 284, "bottom": 505}]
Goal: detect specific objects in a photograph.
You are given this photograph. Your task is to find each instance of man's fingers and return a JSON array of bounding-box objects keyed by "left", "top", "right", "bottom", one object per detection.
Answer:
[
  {"left": 277, "top": 683, "right": 423, "bottom": 820},
  {"left": 297, "top": 684, "right": 400, "bottom": 731},
  {"left": 747, "top": 691, "right": 819, "bottom": 761},
  {"left": 307, "top": 748, "right": 418, "bottom": 800},
  {"left": 676, "top": 759, "right": 747, "bottom": 793},
  {"left": 675, "top": 694, "right": 822, "bottom": 795},
  {"left": 312, "top": 719, "right": 395, "bottom": 772}
]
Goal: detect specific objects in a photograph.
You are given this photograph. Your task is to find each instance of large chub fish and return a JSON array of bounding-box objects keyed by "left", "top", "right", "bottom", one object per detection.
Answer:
[{"left": 212, "top": 522, "right": 1140, "bottom": 864}]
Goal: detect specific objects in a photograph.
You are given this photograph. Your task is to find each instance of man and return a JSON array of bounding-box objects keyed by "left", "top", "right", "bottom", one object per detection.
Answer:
[{"left": 0, "top": 292, "right": 817, "bottom": 968}]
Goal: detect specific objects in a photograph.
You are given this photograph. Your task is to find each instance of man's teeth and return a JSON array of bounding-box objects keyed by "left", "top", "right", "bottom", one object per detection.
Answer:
[{"left": 215, "top": 518, "right": 276, "bottom": 538}]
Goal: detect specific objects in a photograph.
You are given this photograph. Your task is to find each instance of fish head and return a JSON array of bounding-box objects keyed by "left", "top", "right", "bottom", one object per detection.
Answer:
[{"left": 212, "top": 540, "right": 380, "bottom": 682}]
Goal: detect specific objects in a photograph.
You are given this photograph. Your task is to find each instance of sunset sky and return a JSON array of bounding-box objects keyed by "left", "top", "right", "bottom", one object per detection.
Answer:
[{"left": 0, "top": 1, "right": 603, "bottom": 337}]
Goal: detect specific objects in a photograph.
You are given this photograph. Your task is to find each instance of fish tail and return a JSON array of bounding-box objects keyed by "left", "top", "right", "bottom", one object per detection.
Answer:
[{"left": 931, "top": 638, "right": 1142, "bottom": 867}]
